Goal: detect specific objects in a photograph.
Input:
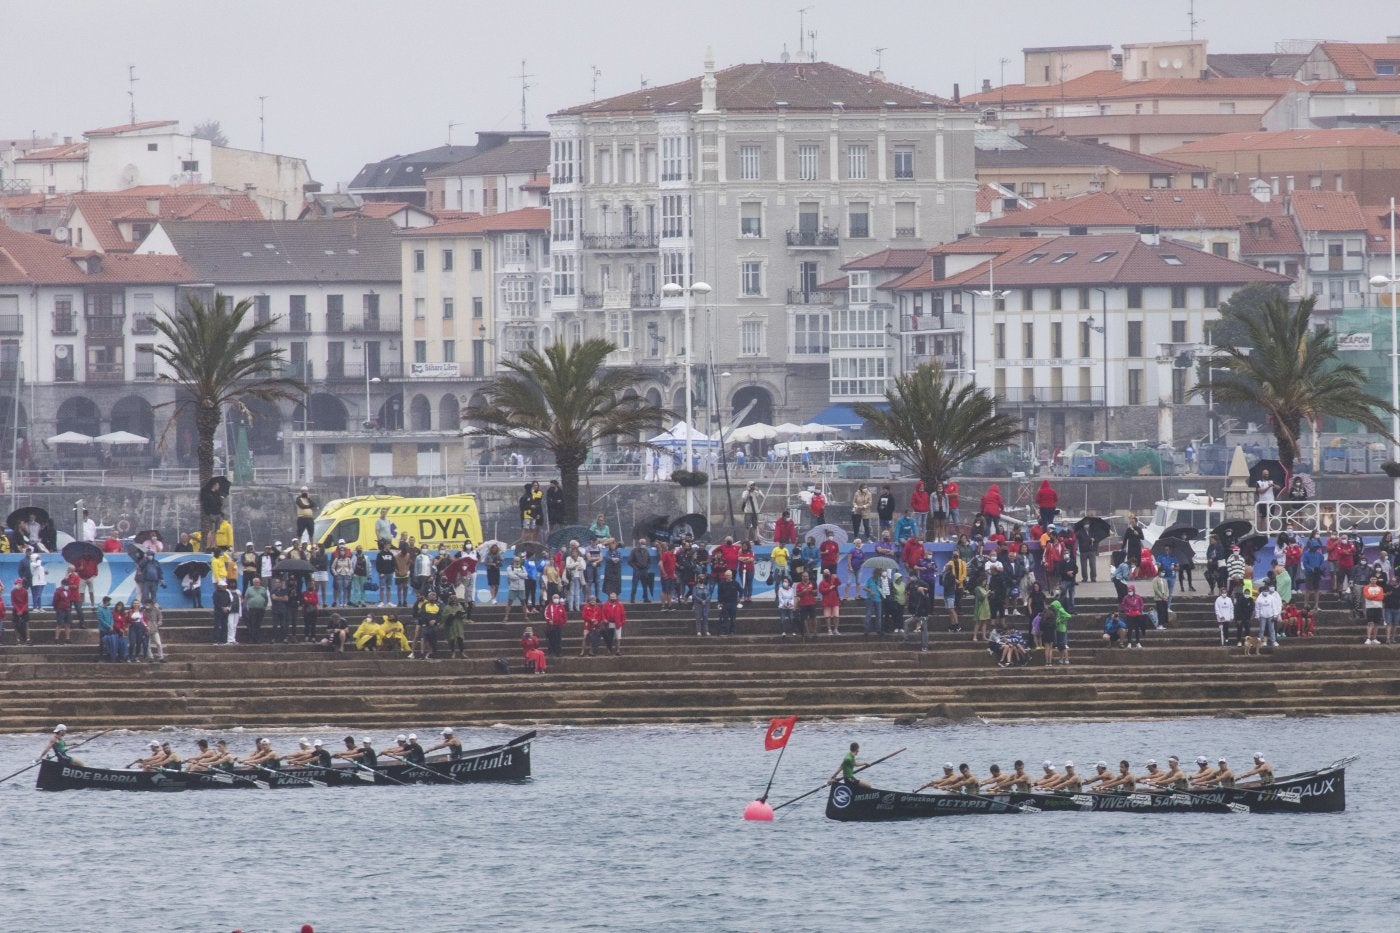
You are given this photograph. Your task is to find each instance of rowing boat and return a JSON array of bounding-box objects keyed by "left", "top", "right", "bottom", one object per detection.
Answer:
[
  {"left": 35, "top": 732, "right": 533, "bottom": 792},
  {"left": 824, "top": 759, "right": 1349, "bottom": 820}
]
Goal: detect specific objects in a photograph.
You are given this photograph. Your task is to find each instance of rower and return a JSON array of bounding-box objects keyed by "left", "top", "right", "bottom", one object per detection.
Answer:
[
  {"left": 914, "top": 762, "right": 959, "bottom": 793},
  {"left": 827, "top": 742, "right": 871, "bottom": 789},
  {"left": 1098, "top": 760, "right": 1137, "bottom": 792},
  {"left": 1147, "top": 756, "right": 1188, "bottom": 790},
  {"left": 159, "top": 741, "right": 182, "bottom": 771},
  {"left": 38, "top": 724, "right": 82, "bottom": 767},
  {"left": 1031, "top": 760, "right": 1061, "bottom": 790},
  {"left": 1210, "top": 758, "right": 1235, "bottom": 788},
  {"left": 1080, "top": 761, "right": 1114, "bottom": 790},
  {"left": 1043, "top": 760, "right": 1082, "bottom": 792},
  {"left": 311, "top": 740, "right": 333, "bottom": 770},
  {"left": 979, "top": 764, "right": 1007, "bottom": 792},
  {"left": 948, "top": 763, "right": 980, "bottom": 795},
  {"left": 282, "top": 739, "right": 316, "bottom": 767},
  {"left": 424, "top": 727, "right": 463, "bottom": 760},
  {"left": 209, "top": 740, "right": 236, "bottom": 771},
  {"left": 1188, "top": 755, "right": 1217, "bottom": 785},
  {"left": 1137, "top": 759, "right": 1165, "bottom": 787},
  {"left": 402, "top": 733, "right": 426, "bottom": 765},
  {"left": 358, "top": 738, "right": 378, "bottom": 769},
  {"left": 185, "top": 739, "right": 219, "bottom": 772},
  {"left": 333, "top": 735, "right": 359, "bottom": 761},
  {"left": 1238, "top": 753, "right": 1274, "bottom": 787},
  {"left": 240, "top": 738, "right": 280, "bottom": 770},
  {"left": 1005, "top": 760, "right": 1032, "bottom": 793},
  {"left": 132, "top": 741, "right": 166, "bottom": 771}
]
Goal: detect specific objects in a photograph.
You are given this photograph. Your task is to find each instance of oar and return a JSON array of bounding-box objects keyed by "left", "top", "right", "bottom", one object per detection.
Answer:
[
  {"left": 163, "top": 766, "right": 233, "bottom": 786},
  {"left": 771, "top": 747, "right": 906, "bottom": 812},
  {"left": 247, "top": 762, "right": 326, "bottom": 789},
  {"left": 1, "top": 728, "right": 116, "bottom": 786},
  {"left": 224, "top": 764, "right": 271, "bottom": 789},
  {"left": 380, "top": 754, "right": 467, "bottom": 786},
  {"left": 348, "top": 759, "right": 410, "bottom": 786}
]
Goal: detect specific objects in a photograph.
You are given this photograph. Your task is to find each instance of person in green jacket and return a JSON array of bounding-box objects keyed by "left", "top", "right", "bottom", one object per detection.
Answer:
[
  {"left": 972, "top": 578, "right": 991, "bottom": 643},
  {"left": 440, "top": 594, "right": 470, "bottom": 659},
  {"left": 1046, "top": 593, "right": 1072, "bottom": 666}
]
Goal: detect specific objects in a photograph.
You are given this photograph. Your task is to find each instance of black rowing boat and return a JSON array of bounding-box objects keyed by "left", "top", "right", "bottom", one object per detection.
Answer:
[
  {"left": 825, "top": 759, "right": 1349, "bottom": 820},
  {"left": 35, "top": 732, "right": 533, "bottom": 792}
]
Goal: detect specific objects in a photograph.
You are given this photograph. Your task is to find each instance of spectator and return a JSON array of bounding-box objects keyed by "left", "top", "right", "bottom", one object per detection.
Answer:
[
  {"left": 294, "top": 487, "right": 317, "bottom": 543},
  {"left": 79, "top": 509, "right": 98, "bottom": 543},
  {"left": 11, "top": 577, "right": 30, "bottom": 646},
  {"left": 144, "top": 600, "right": 165, "bottom": 662},
  {"left": 809, "top": 488, "right": 826, "bottom": 526},
  {"left": 979, "top": 485, "right": 1004, "bottom": 536},
  {"left": 971, "top": 574, "right": 990, "bottom": 643},
  {"left": 910, "top": 481, "right": 930, "bottom": 539},
  {"left": 28, "top": 552, "right": 47, "bottom": 610},
  {"left": 579, "top": 595, "right": 605, "bottom": 654},
  {"left": 602, "top": 592, "right": 626, "bottom": 655},
  {"left": 629, "top": 538, "right": 654, "bottom": 602},
  {"left": 795, "top": 571, "right": 818, "bottom": 639},
  {"left": 1121, "top": 585, "right": 1147, "bottom": 648},
  {"left": 944, "top": 478, "right": 961, "bottom": 530},
  {"left": 862, "top": 568, "right": 885, "bottom": 638},
  {"left": 111, "top": 601, "right": 131, "bottom": 661},
  {"left": 52, "top": 579, "right": 74, "bottom": 645},
  {"left": 329, "top": 541, "right": 353, "bottom": 607},
  {"left": 588, "top": 513, "right": 610, "bottom": 543},
  {"left": 562, "top": 542, "right": 587, "bottom": 611},
  {"left": 412, "top": 546, "right": 434, "bottom": 598},
  {"left": 716, "top": 571, "right": 741, "bottom": 636},
  {"left": 736, "top": 541, "right": 756, "bottom": 599},
  {"left": 543, "top": 594, "right": 567, "bottom": 657},
  {"left": 1034, "top": 480, "right": 1059, "bottom": 529},
  {"left": 1231, "top": 584, "right": 1255, "bottom": 646},
  {"left": 349, "top": 546, "right": 369, "bottom": 607},
  {"left": 1256, "top": 582, "right": 1283, "bottom": 647},
  {"left": 850, "top": 484, "right": 873, "bottom": 538},
  {"left": 1102, "top": 611, "right": 1127, "bottom": 648},
  {"left": 242, "top": 577, "right": 269, "bottom": 643},
  {"left": 818, "top": 568, "right": 842, "bottom": 635},
  {"left": 773, "top": 510, "right": 797, "bottom": 547},
  {"left": 894, "top": 510, "right": 918, "bottom": 545},
  {"left": 876, "top": 486, "right": 896, "bottom": 532},
  {"left": 545, "top": 481, "right": 566, "bottom": 530},
  {"left": 692, "top": 575, "right": 712, "bottom": 637},
  {"left": 740, "top": 483, "right": 762, "bottom": 539},
  {"left": 214, "top": 513, "right": 234, "bottom": 552},
  {"left": 127, "top": 602, "right": 150, "bottom": 662},
  {"left": 520, "top": 626, "right": 540, "bottom": 660},
  {"left": 1122, "top": 515, "right": 1145, "bottom": 569},
  {"left": 503, "top": 557, "right": 530, "bottom": 623},
  {"left": 392, "top": 543, "right": 414, "bottom": 607},
  {"left": 238, "top": 543, "right": 260, "bottom": 591},
  {"left": 211, "top": 580, "right": 233, "bottom": 644},
  {"left": 1045, "top": 593, "right": 1071, "bottom": 667},
  {"left": 777, "top": 578, "right": 797, "bottom": 637},
  {"left": 769, "top": 539, "right": 790, "bottom": 589},
  {"left": 886, "top": 571, "right": 907, "bottom": 635}
]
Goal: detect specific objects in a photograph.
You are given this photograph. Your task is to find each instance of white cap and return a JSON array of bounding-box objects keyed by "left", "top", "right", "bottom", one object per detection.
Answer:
[
  {"left": 408, "top": 733, "right": 417, "bottom": 742},
  {"left": 1146, "top": 759, "right": 1157, "bottom": 766},
  {"left": 943, "top": 762, "right": 954, "bottom": 770},
  {"left": 313, "top": 740, "right": 324, "bottom": 747},
  {"left": 1096, "top": 761, "right": 1107, "bottom": 769},
  {"left": 259, "top": 738, "right": 271, "bottom": 746},
  {"left": 396, "top": 733, "right": 407, "bottom": 743},
  {"left": 1064, "top": 760, "right": 1074, "bottom": 768},
  {"left": 274, "top": 540, "right": 282, "bottom": 547},
  {"left": 338, "top": 538, "right": 346, "bottom": 544},
  {"left": 441, "top": 727, "right": 454, "bottom": 735},
  {"left": 300, "top": 485, "right": 309, "bottom": 491},
  {"left": 1196, "top": 756, "right": 1208, "bottom": 765},
  {"left": 299, "top": 739, "right": 310, "bottom": 747},
  {"left": 53, "top": 724, "right": 67, "bottom": 733},
  {"left": 1254, "top": 753, "right": 1266, "bottom": 762},
  {"left": 149, "top": 741, "right": 160, "bottom": 748},
  {"left": 1042, "top": 760, "right": 1053, "bottom": 769},
  {"left": 246, "top": 541, "right": 254, "bottom": 547},
  {"left": 1218, "top": 757, "right": 1228, "bottom": 763},
  {"left": 362, "top": 738, "right": 374, "bottom": 745}
]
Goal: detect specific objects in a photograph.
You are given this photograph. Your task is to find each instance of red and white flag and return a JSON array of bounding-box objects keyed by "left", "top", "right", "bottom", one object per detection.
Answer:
[{"left": 764, "top": 716, "right": 798, "bottom": 751}]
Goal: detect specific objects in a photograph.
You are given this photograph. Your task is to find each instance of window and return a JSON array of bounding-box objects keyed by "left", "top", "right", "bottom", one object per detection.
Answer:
[
  {"left": 147, "top": 142, "right": 158, "bottom": 151},
  {"left": 607, "top": 311, "right": 632, "bottom": 349},
  {"left": 1050, "top": 322, "right": 1063, "bottom": 358},
  {"left": 1212, "top": 242, "right": 1229, "bottom": 257},
  {"left": 472, "top": 249, "right": 483, "bottom": 270},
  {"left": 739, "top": 145, "right": 761, "bottom": 180},
  {"left": 830, "top": 356, "right": 888, "bottom": 398},
  {"left": 442, "top": 249, "right": 454, "bottom": 271},
  {"left": 553, "top": 254, "right": 577, "bottom": 296},
  {"left": 413, "top": 250, "right": 425, "bottom": 272},
  {"left": 1078, "top": 287, "right": 1091, "bottom": 310},
  {"left": 1204, "top": 286, "right": 1220, "bottom": 308},
  {"left": 1171, "top": 320, "right": 1187, "bottom": 343},
  {"left": 414, "top": 340, "right": 428, "bottom": 364},
  {"left": 893, "top": 146, "right": 914, "bottom": 179},
  {"left": 473, "top": 297, "right": 484, "bottom": 318},
  {"left": 325, "top": 294, "right": 344, "bottom": 332},
  {"left": 894, "top": 202, "right": 915, "bottom": 238},
  {"left": 792, "top": 311, "right": 830, "bottom": 354},
  {"left": 848, "top": 271, "right": 871, "bottom": 304},
  {"left": 443, "top": 298, "right": 454, "bottom": 320},
  {"left": 502, "top": 234, "right": 531, "bottom": 264},
  {"left": 740, "top": 202, "right": 763, "bottom": 238},
  {"left": 502, "top": 277, "right": 534, "bottom": 317},
  {"left": 1170, "top": 286, "right": 1187, "bottom": 309},
  {"left": 741, "top": 261, "right": 764, "bottom": 296},
  {"left": 661, "top": 195, "right": 685, "bottom": 238},
  {"left": 1024, "top": 289, "right": 1036, "bottom": 311},
  {"left": 1127, "top": 320, "right": 1143, "bottom": 357},
  {"left": 1127, "top": 286, "right": 1144, "bottom": 309},
  {"left": 1091, "top": 250, "right": 1117, "bottom": 263},
  {"left": 1162, "top": 255, "right": 1184, "bottom": 266},
  {"left": 830, "top": 306, "right": 889, "bottom": 350},
  {"left": 740, "top": 320, "right": 765, "bottom": 356},
  {"left": 134, "top": 344, "right": 156, "bottom": 378},
  {"left": 798, "top": 144, "right": 820, "bottom": 181},
  {"left": 1149, "top": 173, "right": 1172, "bottom": 188},
  {"left": 1019, "top": 182, "right": 1045, "bottom": 198},
  {"left": 661, "top": 250, "right": 688, "bottom": 288},
  {"left": 848, "top": 202, "right": 870, "bottom": 239},
  {"left": 551, "top": 198, "right": 576, "bottom": 241},
  {"left": 1023, "top": 322, "right": 1034, "bottom": 358},
  {"left": 994, "top": 323, "right": 1006, "bottom": 359},
  {"left": 1128, "top": 369, "right": 1143, "bottom": 405},
  {"left": 661, "top": 136, "right": 687, "bottom": 181},
  {"left": 53, "top": 296, "right": 75, "bottom": 334},
  {"left": 847, "top": 145, "right": 868, "bottom": 180},
  {"left": 443, "top": 340, "right": 456, "bottom": 363},
  {"left": 414, "top": 297, "right": 425, "bottom": 320},
  {"left": 54, "top": 344, "right": 74, "bottom": 382},
  {"left": 551, "top": 139, "right": 577, "bottom": 183},
  {"left": 1050, "top": 288, "right": 1062, "bottom": 311}
]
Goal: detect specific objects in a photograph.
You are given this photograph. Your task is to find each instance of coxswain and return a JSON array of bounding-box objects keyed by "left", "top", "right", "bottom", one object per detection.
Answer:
[
  {"left": 948, "top": 763, "right": 981, "bottom": 795},
  {"left": 282, "top": 739, "right": 317, "bottom": 767},
  {"left": 159, "top": 741, "right": 182, "bottom": 770},
  {"left": 1080, "top": 761, "right": 1114, "bottom": 790},
  {"left": 184, "top": 739, "right": 219, "bottom": 772},
  {"left": 240, "top": 738, "right": 279, "bottom": 769},
  {"left": 1032, "top": 760, "right": 1061, "bottom": 790},
  {"left": 914, "top": 762, "right": 959, "bottom": 793},
  {"left": 38, "top": 724, "right": 82, "bottom": 767},
  {"left": 1237, "top": 753, "right": 1274, "bottom": 787},
  {"left": 424, "top": 727, "right": 463, "bottom": 760},
  {"left": 980, "top": 764, "right": 1007, "bottom": 792},
  {"left": 828, "top": 742, "right": 871, "bottom": 789},
  {"left": 1188, "top": 755, "right": 1217, "bottom": 785},
  {"left": 1097, "top": 760, "right": 1137, "bottom": 792},
  {"left": 131, "top": 741, "right": 165, "bottom": 770}
]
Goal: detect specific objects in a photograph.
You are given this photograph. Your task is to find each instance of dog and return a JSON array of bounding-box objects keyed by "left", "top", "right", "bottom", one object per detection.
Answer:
[{"left": 1242, "top": 634, "right": 1263, "bottom": 656}]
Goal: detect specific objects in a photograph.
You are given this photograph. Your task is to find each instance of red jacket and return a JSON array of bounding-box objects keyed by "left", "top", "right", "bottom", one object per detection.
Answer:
[
  {"left": 901, "top": 537, "right": 925, "bottom": 567},
  {"left": 602, "top": 599, "right": 627, "bottom": 628},
  {"left": 544, "top": 601, "right": 567, "bottom": 626},
  {"left": 581, "top": 603, "right": 605, "bottom": 632},
  {"left": 980, "top": 485, "right": 1003, "bottom": 518},
  {"left": 796, "top": 581, "right": 818, "bottom": 607},
  {"left": 1034, "top": 481, "right": 1058, "bottom": 510},
  {"left": 659, "top": 549, "right": 677, "bottom": 580},
  {"left": 716, "top": 544, "right": 739, "bottom": 572},
  {"left": 11, "top": 586, "right": 28, "bottom": 616},
  {"left": 773, "top": 516, "right": 797, "bottom": 545},
  {"left": 818, "top": 577, "right": 842, "bottom": 608},
  {"left": 810, "top": 492, "right": 826, "bottom": 517},
  {"left": 910, "top": 482, "right": 930, "bottom": 513},
  {"left": 520, "top": 633, "right": 540, "bottom": 657},
  {"left": 819, "top": 539, "right": 840, "bottom": 566}
]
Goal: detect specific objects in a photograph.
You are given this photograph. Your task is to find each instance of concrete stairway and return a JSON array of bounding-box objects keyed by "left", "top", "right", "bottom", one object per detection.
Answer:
[{"left": 2, "top": 593, "right": 1399, "bottom": 732}]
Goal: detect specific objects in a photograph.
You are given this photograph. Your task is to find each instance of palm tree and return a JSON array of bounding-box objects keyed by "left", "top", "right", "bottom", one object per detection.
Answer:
[
  {"left": 154, "top": 293, "right": 305, "bottom": 548},
  {"left": 1190, "top": 294, "right": 1395, "bottom": 469},
  {"left": 463, "top": 338, "right": 668, "bottom": 523},
  {"left": 847, "top": 364, "right": 1023, "bottom": 485}
]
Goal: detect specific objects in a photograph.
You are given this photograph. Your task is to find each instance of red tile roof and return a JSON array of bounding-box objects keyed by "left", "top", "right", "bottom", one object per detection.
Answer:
[
  {"left": 964, "top": 70, "right": 1132, "bottom": 105},
  {"left": 1164, "top": 128, "right": 1400, "bottom": 155},
  {"left": 1220, "top": 195, "right": 1305, "bottom": 255},
  {"left": 983, "top": 188, "right": 1258, "bottom": 230},
  {"left": 398, "top": 206, "right": 550, "bottom": 237},
  {"left": 964, "top": 71, "right": 1296, "bottom": 105},
  {"left": 83, "top": 120, "right": 179, "bottom": 137},
  {"left": 1290, "top": 190, "right": 1367, "bottom": 233},
  {"left": 1315, "top": 43, "right": 1400, "bottom": 81},
  {"left": 1311, "top": 78, "right": 1400, "bottom": 94},
  {"left": 520, "top": 175, "right": 551, "bottom": 191},
  {"left": 16, "top": 142, "right": 87, "bottom": 162},
  {"left": 555, "top": 61, "right": 950, "bottom": 116},
  {"left": 0, "top": 224, "right": 195, "bottom": 285},
  {"left": 1013, "top": 113, "right": 1262, "bottom": 138},
  {"left": 353, "top": 201, "right": 416, "bottom": 219},
  {"left": 979, "top": 192, "right": 1141, "bottom": 228},
  {"left": 69, "top": 191, "right": 264, "bottom": 252},
  {"left": 839, "top": 248, "right": 931, "bottom": 271},
  {"left": 1363, "top": 205, "right": 1399, "bottom": 256},
  {"left": 886, "top": 234, "right": 1289, "bottom": 289}
]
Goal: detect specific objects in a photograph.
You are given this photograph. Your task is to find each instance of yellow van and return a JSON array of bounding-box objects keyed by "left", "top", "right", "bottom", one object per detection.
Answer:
[{"left": 313, "top": 494, "right": 484, "bottom": 552}]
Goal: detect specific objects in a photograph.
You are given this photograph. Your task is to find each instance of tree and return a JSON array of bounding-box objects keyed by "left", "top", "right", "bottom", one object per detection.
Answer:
[
  {"left": 463, "top": 339, "right": 668, "bottom": 523},
  {"left": 153, "top": 293, "right": 305, "bottom": 549},
  {"left": 191, "top": 120, "right": 228, "bottom": 147},
  {"left": 1195, "top": 282, "right": 1286, "bottom": 433},
  {"left": 1190, "top": 293, "right": 1396, "bottom": 468},
  {"left": 846, "top": 364, "right": 1023, "bottom": 485}
]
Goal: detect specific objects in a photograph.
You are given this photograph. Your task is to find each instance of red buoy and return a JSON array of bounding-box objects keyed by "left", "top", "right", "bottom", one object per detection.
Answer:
[{"left": 743, "top": 799, "right": 774, "bottom": 821}]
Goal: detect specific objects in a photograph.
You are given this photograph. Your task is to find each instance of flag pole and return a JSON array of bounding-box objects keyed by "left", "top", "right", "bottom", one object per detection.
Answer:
[{"left": 758, "top": 744, "right": 788, "bottom": 803}]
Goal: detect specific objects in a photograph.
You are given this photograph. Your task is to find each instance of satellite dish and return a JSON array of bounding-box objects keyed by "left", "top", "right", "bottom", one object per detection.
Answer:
[
  {"left": 1172, "top": 58, "right": 1183, "bottom": 69},
  {"left": 55, "top": 345, "right": 69, "bottom": 358},
  {"left": 53, "top": 226, "right": 69, "bottom": 242},
  {"left": 120, "top": 164, "right": 140, "bottom": 187},
  {"left": 1158, "top": 58, "right": 1170, "bottom": 69}
]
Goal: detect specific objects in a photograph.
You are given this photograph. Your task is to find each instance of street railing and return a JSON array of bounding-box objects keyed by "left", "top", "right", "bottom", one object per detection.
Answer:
[{"left": 1259, "top": 499, "right": 1399, "bottom": 535}]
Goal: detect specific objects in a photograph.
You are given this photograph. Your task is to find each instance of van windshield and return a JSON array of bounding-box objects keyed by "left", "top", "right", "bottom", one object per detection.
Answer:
[
  {"left": 327, "top": 518, "right": 359, "bottom": 546},
  {"left": 313, "top": 518, "right": 334, "bottom": 542}
]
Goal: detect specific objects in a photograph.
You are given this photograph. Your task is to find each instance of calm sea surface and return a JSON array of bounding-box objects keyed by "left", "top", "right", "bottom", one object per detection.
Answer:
[{"left": 2, "top": 715, "right": 1395, "bottom": 933}]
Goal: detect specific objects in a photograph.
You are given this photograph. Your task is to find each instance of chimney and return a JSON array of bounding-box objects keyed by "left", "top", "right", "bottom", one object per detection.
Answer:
[
  {"left": 952, "top": 83, "right": 961, "bottom": 103},
  {"left": 870, "top": 68, "right": 886, "bottom": 81},
  {"left": 931, "top": 254, "right": 947, "bottom": 281},
  {"left": 1140, "top": 231, "right": 1160, "bottom": 246},
  {"left": 981, "top": 78, "right": 992, "bottom": 93},
  {"left": 699, "top": 47, "right": 718, "bottom": 113},
  {"left": 1387, "top": 34, "right": 1400, "bottom": 43},
  {"left": 63, "top": 136, "right": 72, "bottom": 145},
  {"left": 1249, "top": 177, "right": 1272, "bottom": 203}
]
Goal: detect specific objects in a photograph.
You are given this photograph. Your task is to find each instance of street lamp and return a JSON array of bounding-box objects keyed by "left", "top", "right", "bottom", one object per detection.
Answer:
[
  {"left": 661, "top": 279, "right": 711, "bottom": 512},
  {"left": 966, "top": 258, "right": 1008, "bottom": 386},
  {"left": 360, "top": 340, "right": 381, "bottom": 430},
  {"left": 1369, "top": 195, "right": 1399, "bottom": 505},
  {"left": 1083, "top": 311, "right": 1110, "bottom": 441}
]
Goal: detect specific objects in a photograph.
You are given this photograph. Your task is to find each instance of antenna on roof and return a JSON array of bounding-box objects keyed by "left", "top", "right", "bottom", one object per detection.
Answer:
[
  {"left": 1188, "top": 0, "right": 1201, "bottom": 40},
  {"left": 447, "top": 121, "right": 463, "bottom": 146},
  {"left": 127, "top": 64, "right": 139, "bottom": 124},
  {"left": 591, "top": 65, "right": 602, "bottom": 99},
  {"left": 807, "top": 29, "right": 818, "bottom": 62},
  {"left": 874, "top": 47, "right": 886, "bottom": 71},
  {"left": 259, "top": 96, "right": 268, "bottom": 152},
  {"left": 519, "top": 60, "right": 535, "bottom": 131},
  {"left": 797, "top": 6, "right": 811, "bottom": 60}
]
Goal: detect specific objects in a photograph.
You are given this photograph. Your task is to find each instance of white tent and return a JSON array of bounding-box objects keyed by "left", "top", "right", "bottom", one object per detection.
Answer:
[
  {"left": 648, "top": 422, "right": 719, "bottom": 447},
  {"left": 799, "top": 423, "right": 843, "bottom": 436},
  {"left": 94, "top": 431, "right": 149, "bottom": 445},
  {"left": 729, "top": 422, "right": 778, "bottom": 443},
  {"left": 774, "top": 422, "right": 806, "bottom": 436},
  {"left": 47, "top": 432, "right": 93, "bottom": 445}
]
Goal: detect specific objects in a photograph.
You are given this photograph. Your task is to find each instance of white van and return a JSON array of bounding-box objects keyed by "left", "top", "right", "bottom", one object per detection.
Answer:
[{"left": 1063, "top": 439, "right": 1153, "bottom": 462}]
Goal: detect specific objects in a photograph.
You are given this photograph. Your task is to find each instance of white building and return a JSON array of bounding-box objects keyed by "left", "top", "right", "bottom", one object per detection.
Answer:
[{"left": 424, "top": 133, "right": 550, "bottom": 214}]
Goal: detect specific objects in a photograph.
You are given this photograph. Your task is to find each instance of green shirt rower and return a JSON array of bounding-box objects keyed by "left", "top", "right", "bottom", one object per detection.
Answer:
[{"left": 829, "top": 742, "right": 871, "bottom": 789}]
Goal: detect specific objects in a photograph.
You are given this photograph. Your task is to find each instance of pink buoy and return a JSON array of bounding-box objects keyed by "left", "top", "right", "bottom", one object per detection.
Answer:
[{"left": 743, "top": 799, "right": 774, "bottom": 821}]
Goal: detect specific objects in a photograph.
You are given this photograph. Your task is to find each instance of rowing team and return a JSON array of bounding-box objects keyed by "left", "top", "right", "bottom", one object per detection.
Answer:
[
  {"left": 40, "top": 723, "right": 467, "bottom": 773},
  {"left": 832, "top": 741, "right": 1275, "bottom": 793}
]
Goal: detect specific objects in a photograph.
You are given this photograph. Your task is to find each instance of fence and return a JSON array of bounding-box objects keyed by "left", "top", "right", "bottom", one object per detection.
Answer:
[{"left": 1258, "top": 499, "right": 1399, "bottom": 535}]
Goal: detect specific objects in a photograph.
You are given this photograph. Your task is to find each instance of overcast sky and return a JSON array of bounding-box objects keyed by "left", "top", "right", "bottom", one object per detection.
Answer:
[{"left": 5, "top": 1, "right": 1398, "bottom": 187}]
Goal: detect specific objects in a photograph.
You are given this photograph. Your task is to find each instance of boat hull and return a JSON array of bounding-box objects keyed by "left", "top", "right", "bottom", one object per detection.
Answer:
[
  {"left": 825, "top": 768, "right": 1346, "bottom": 821},
  {"left": 35, "top": 733, "right": 533, "bottom": 791}
]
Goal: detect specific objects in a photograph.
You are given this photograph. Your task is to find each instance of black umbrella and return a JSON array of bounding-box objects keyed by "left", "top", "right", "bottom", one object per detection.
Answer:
[
  {"left": 510, "top": 540, "right": 546, "bottom": 557},
  {"left": 60, "top": 541, "right": 103, "bottom": 565},
  {"left": 1151, "top": 537, "right": 1195, "bottom": 564},
  {"left": 1160, "top": 524, "right": 1201, "bottom": 542},
  {"left": 174, "top": 560, "right": 211, "bottom": 580},
  {"left": 272, "top": 558, "right": 315, "bottom": 574},
  {"left": 632, "top": 514, "right": 671, "bottom": 543},
  {"left": 547, "top": 524, "right": 592, "bottom": 549},
  {"left": 1212, "top": 519, "right": 1253, "bottom": 548},
  {"left": 668, "top": 513, "right": 709, "bottom": 541},
  {"left": 6, "top": 507, "right": 56, "bottom": 552},
  {"left": 200, "top": 475, "right": 232, "bottom": 515},
  {"left": 135, "top": 529, "right": 164, "bottom": 548},
  {"left": 125, "top": 542, "right": 148, "bottom": 562},
  {"left": 1073, "top": 516, "right": 1112, "bottom": 543},
  {"left": 1249, "top": 459, "right": 1287, "bottom": 495},
  {"left": 1238, "top": 533, "right": 1270, "bottom": 562}
]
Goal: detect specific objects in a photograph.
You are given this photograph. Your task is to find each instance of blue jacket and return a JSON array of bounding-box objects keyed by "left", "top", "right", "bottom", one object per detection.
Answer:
[
  {"left": 96, "top": 605, "right": 114, "bottom": 634},
  {"left": 894, "top": 516, "right": 918, "bottom": 543},
  {"left": 1302, "top": 540, "right": 1326, "bottom": 572},
  {"left": 863, "top": 578, "right": 883, "bottom": 604}
]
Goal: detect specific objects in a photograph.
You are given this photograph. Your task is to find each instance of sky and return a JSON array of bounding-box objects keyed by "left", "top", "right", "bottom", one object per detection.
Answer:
[{"left": 4, "top": 0, "right": 1399, "bottom": 188}]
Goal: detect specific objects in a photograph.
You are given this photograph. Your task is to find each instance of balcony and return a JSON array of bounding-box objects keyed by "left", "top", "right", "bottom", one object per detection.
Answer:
[
  {"left": 52, "top": 316, "right": 78, "bottom": 336},
  {"left": 583, "top": 233, "right": 659, "bottom": 251},
  {"left": 286, "top": 310, "right": 311, "bottom": 333},
  {"left": 0, "top": 314, "right": 23, "bottom": 334},
  {"left": 995, "top": 386, "right": 1105, "bottom": 406},
  {"left": 86, "top": 363, "right": 125, "bottom": 383},
  {"left": 322, "top": 310, "right": 402, "bottom": 334},
  {"left": 324, "top": 360, "right": 406, "bottom": 381},
  {"left": 902, "top": 314, "right": 955, "bottom": 333},
  {"left": 894, "top": 227, "right": 917, "bottom": 238},
  {"left": 132, "top": 314, "right": 157, "bottom": 335},
  {"left": 584, "top": 290, "right": 658, "bottom": 310},
  {"left": 787, "top": 288, "right": 834, "bottom": 305},
  {"left": 786, "top": 228, "right": 840, "bottom": 248},
  {"left": 85, "top": 315, "right": 125, "bottom": 338},
  {"left": 905, "top": 351, "right": 963, "bottom": 371}
]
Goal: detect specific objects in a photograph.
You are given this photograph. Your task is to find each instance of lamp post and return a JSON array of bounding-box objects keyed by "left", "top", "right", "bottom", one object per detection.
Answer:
[
  {"left": 1084, "top": 313, "right": 1109, "bottom": 441},
  {"left": 661, "top": 279, "right": 712, "bottom": 512},
  {"left": 963, "top": 259, "right": 1008, "bottom": 386},
  {"left": 362, "top": 340, "right": 381, "bottom": 430},
  {"left": 1369, "top": 195, "right": 1399, "bottom": 506}
]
